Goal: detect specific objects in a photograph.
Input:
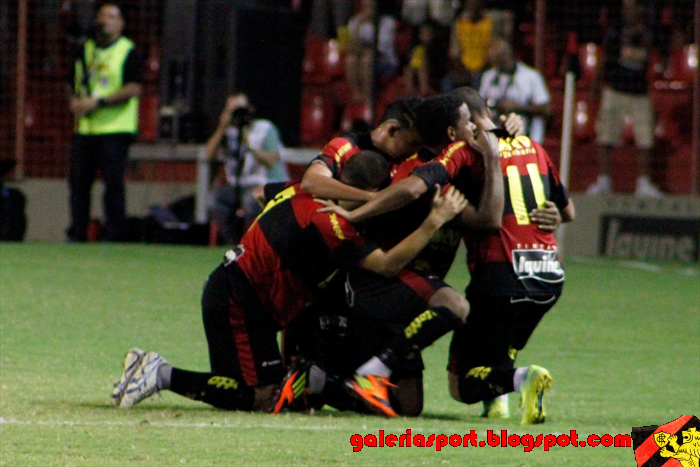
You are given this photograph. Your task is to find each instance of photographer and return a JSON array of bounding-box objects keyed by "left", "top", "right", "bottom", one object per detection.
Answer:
[{"left": 205, "top": 94, "right": 289, "bottom": 245}]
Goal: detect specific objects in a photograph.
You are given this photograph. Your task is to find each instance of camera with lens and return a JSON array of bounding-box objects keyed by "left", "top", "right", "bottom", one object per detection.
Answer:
[{"left": 230, "top": 106, "right": 253, "bottom": 128}]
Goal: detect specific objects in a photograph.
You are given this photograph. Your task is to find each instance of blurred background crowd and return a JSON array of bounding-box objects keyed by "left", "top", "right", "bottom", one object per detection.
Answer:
[{"left": 0, "top": 0, "right": 697, "bottom": 197}]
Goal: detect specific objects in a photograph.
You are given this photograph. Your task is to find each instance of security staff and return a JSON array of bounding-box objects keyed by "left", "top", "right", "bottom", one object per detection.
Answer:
[{"left": 68, "top": 3, "right": 141, "bottom": 241}]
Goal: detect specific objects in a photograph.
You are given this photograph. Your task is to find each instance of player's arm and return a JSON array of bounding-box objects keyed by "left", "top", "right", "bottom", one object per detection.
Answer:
[
  {"left": 301, "top": 162, "right": 375, "bottom": 202},
  {"left": 454, "top": 130, "right": 503, "bottom": 231},
  {"left": 205, "top": 96, "right": 243, "bottom": 160},
  {"left": 320, "top": 174, "right": 429, "bottom": 224},
  {"left": 359, "top": 186, "right": 467, "bottom": 277},
  {"left": 560, "top": 199, "right": 575, "bottom": 222}
]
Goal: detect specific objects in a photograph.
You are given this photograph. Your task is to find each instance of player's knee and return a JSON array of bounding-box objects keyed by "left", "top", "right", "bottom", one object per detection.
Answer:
[
  {"left": 392, "top": 377, "right": 424, "bottom": 417},
  {"left": 448, "top": 373, "right": 463, "bottom": 402},
  {"left": 429, "top": 288, "right": 470, "bottom": 323},
  {"left": 448, "top": 372, "right": 484, "bottom": 404}
]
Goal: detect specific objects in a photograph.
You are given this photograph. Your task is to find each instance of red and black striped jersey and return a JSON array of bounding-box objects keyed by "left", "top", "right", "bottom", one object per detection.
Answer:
[
  {"left": 464, "top": 136, "right": 569, "bottom": 297},
  {"left": 312, "top": 132, "right": 387, "bottom": 178},
  {"left": 410, "top": 141, "right": 485, "bottom": 204},
  {"left": 236, "top": 183, "right": 378, "bottom": 328},
  {"left": 364, "top": 147, "right": 462, "bottom": 280}
]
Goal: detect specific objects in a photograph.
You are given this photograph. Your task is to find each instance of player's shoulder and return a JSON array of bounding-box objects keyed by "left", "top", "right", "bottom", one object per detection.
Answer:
[
  {"left": 321, "top": 135, "right": 357, "bottom": 157},
  {"left": 516, "top": 62, "right": 545, "bottom": 81},
  {"left": 436, "top": 140, "right": 475, "bottom": 165}
]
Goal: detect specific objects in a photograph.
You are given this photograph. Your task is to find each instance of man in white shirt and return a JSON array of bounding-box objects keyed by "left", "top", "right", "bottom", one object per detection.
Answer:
[
  {"left": 479, "top": 38, "right": 551, "bottom": 143},
  {"left": 205, "top": 94, "right": 289, "bottom": 244}
]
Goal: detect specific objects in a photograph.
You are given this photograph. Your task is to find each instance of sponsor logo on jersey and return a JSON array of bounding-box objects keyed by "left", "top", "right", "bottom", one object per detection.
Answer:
[{"left": 511, "top": 249, "right": 564, "bottom": 283}]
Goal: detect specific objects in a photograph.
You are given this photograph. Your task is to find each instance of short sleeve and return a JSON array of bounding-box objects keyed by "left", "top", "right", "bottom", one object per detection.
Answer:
[
  {"left": 411, "top": 162, "right": 449, "bottom": 189},
  {"left": 315, "top": 137, "right": 359, "bottom": 179},
  {"left": 529, "top": 70, "right": 550, "bottom": 106},
  {"left": 261, "top": 124, "right": 283, "bottom": 152},
  {"left": 123, "top": 48, "right": 143, "bottom": 84},
  {"left": 313, "top": 212, "right": 378, "bottom": 267}
]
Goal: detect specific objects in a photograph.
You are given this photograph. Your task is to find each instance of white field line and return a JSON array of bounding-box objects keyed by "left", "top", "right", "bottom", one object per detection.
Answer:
[
  {"left": 617, "top": 261, "right": 662, "bottom": 272},
  {"left": 570, "top": 256, "right": 698, "bottom": 275},
  {"left": 0, "top": 416, "right": 435, "bottom": 432},
  {"left": 0, "top": 416, "right": 352, "bottom": 431}
]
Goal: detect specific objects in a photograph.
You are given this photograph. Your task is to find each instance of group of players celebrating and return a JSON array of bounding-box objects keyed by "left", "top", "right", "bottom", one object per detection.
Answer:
[{"left": 111, "top": 87, "right": 575, "bottom": 424}]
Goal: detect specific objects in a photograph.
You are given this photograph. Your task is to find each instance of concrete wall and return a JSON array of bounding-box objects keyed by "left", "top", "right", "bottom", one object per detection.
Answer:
[
  {"left": 5, "top": 178, "right": 700, "bottom": 264},
  {"left": 563, "top": 195, "right": 700, "bottom": 262},
  {"left": 5, "top": 179, "right": 196, "bottom": 242}
]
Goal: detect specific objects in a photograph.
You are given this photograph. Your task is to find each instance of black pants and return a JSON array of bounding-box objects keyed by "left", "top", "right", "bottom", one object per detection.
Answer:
[
  {"left": 448, "top": 294, "right": 560, "bottom": 375},
  {"left": 68, "top": 133, "right": 132, "bottom": 241}
]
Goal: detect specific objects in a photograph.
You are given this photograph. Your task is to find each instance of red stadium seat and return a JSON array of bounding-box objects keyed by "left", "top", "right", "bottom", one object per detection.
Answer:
[
  {"left": 285, "top": 162, "right": 307, "bottom": 181},
  {"left": 573, "top": 98, "right": 596, "bottom": 142},
  {"left": 374, "top": 76, "right": 407, "bottom": 124},
  {"left": 300, "top": 91, "right": 334, "bottom": 147},
  {"left": 302, "top": 38, "right": 344, "bottom": 84},
  {"left": 138, "top": 93, "right": 159, "bottom": 143},
  {"left": 340, "top": 102, "right": 372, "bottom": 133},
  {"left": 577, "top": 43, "right": 601, "bottom": 89}
]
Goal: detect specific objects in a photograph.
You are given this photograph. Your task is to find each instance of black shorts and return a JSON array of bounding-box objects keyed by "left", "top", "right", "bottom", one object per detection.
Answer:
[
  {"left": 347, "top": 268, "right": 448, "bottom": 323},
  {"left": 448, "top": 292, "right": 560, "bottom": 375},
  {"left": 201, "top": 263, "right": 284, "bottom": 387},
  {"left": 346, "top": 268, "right": 448, "bottom": 377}
]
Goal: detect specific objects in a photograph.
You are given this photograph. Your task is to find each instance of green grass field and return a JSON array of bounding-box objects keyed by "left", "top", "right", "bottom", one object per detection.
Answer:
[{"left": 1, "top": 242, "right": 698, "bottom": 466}]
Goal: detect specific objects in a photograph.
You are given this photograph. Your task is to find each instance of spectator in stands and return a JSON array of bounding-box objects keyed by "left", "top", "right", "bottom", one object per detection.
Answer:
[
  {"left": 479, "top": 38, "right": 551, "bottom": 143},
  {"left": 344, "top": 0, "right": 399, "bottom": 102},
  {"left": 204, "top": 94, "right": 289, "bottom": 245},
  {"left": 67, "top": 3, "right": 141, "bottom": 242},
  {"left": 401, "top": 0, "right": 455, "bottom": 27},
  {"left": 586, "top": 1, "right": 662, "bottom": 197},
  {"left": 445, "top": 0, "right": 493, "bottom": 90},
  {"left": 404, "top": 20, "right": 446, "bottom": 96}
]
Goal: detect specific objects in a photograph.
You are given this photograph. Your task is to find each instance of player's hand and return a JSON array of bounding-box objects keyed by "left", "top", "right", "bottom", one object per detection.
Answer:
[
  {"left": 429, "top": 185, "right": 468, "bottom": 225},
  {"left": 530, "top": 201, "right": 561, "bottom": 232},
  {"left": 500, "top": 112, "right": 524, "bottom": 136},
  {"left": 219, "top": 95, "right": 249, "bottom": 128},
  {"left": 496, "top": 99, "right": 519, "bottom": 114},
  {"left": 316, "top": 199, "right": 353, "bottom": 221},
  {"left": 70, "top": 96, "right": 98, "bottom": 116},
  {"left": 468, "top": 129, "right": 500, "bottom": 160}
]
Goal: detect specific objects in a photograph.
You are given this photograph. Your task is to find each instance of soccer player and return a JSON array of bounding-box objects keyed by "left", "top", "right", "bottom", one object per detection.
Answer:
[
  {"left": 316, "top": 93, "right": 566, "bottom": 420},
  {"left": 307, "top": 95, "right": 505, "bottom": 417},
  {"left": 301, "top": 97, "right": 423, "bottom": 202},
  {"left": 111, "top": 150, "right": 467, "bottom": 412},
  {"left": 447, "top": 87, "right": 575, "bottom": 424}
]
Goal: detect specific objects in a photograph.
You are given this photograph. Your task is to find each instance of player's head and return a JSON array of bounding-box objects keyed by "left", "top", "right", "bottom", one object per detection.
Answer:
[
  {"left": 373, "top": 97, "right": 423, "bottom": 161},
  {"left": 339, "top": 150, "right": 391, "bottom": 191},
  {"left": 416, "top": 94, "right": 475, "bottom": 148},
  {"left": 487, "top": 38, "right": 514, "bottom": 70},
  {"left": 96, "top": 3, "right": 125, "bottom": 39},
  {"left": 452, "top": 87, "right": 489, "bottom": 119}
]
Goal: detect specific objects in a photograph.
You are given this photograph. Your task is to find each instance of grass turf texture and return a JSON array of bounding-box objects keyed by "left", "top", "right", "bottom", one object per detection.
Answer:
[{"left": 1, "top": 242, "right": 698, "bottom": 467}]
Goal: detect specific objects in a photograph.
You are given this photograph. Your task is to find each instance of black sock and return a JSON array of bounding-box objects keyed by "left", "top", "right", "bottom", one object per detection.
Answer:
[
  {"left": 169, "top": 367, "right": 255, "bottom": 411},
  {"left": 380, "top": 306, "right": 463, "bottom": 369},
  {"left": 457, "top": 366, "right": 517, "bottom": 404}
]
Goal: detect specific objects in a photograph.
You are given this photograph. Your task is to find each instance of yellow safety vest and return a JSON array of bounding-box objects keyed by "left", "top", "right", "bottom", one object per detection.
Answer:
[{"left": 74, "top": 37, "right": 139, "bottom": 135}]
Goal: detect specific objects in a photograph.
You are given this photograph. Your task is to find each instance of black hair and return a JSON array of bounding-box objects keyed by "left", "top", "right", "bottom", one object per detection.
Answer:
[
  {"left": 452, "top": 86, "right": 488, "bottom": 118},
  {"left": 339, "top": 150, "right": 391, "bottom": 190},
  {"left": 97, "top": 2, "right": 124, "bottom": 16},
  {"left": 377, "top": 96, "right": 423, "bottom": 130},
  {"left": 415, "top": 95, "right": 463, "bottom": 148}
]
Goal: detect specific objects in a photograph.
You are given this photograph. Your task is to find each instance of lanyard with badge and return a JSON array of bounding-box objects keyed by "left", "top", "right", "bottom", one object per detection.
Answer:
[{"left": 79, "top": 43, "right": 115, "bottom": 97}]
